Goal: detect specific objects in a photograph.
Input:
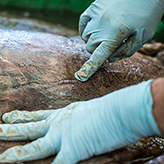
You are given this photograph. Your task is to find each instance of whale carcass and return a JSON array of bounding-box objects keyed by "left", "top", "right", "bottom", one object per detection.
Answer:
[{"left": 0, "top": 30, "right": 164, "bottom": 163}]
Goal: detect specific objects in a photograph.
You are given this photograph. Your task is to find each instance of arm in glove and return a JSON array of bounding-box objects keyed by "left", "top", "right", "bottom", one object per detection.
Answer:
[
  {"left": 0, "top": 80, "right": 162, "bottom": 163},
  {"left": 75, "top": 0, "right": 164, "bottom": 82}
]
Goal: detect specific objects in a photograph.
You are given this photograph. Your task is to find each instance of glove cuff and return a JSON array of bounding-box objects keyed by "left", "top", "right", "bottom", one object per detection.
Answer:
[{"left": 139, "top": 79, "right": 162, "bottom": 137}]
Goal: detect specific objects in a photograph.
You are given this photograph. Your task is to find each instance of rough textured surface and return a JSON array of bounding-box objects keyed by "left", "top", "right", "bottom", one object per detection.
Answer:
[
  {"left": 157, "top": 50, "right": 164, "bottom": 64},
  {"left": 1, "top": 30, "right": 164, "bottom": 164},
  {"left": 138, "top": 43, "right": 164, "bottom": 66}
]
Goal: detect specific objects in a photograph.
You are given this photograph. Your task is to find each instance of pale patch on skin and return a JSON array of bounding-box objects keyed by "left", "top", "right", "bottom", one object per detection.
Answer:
[{"left": 0, "top": 50, "right": 27, "bottom": 83}]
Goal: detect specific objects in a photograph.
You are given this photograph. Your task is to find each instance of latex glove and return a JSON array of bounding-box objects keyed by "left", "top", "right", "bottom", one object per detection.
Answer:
[
  {"left": 0, "top": 80, "right": 161, "bottom": 163},
  {"left": 75, "top": 0, "right": 164, "bottom": 82}
]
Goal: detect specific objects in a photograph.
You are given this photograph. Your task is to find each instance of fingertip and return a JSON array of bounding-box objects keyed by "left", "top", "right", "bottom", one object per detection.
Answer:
[
  {"left": 2, "top": 112, "right": 10, "bottom": 124},
  {"left": 74, "top": 71, "right": 88, "bottom": 82},
  {"left": 74, "top": 60, "right": 96, "bottom": 82},
  {"left": 2, "top": 110, "right": 20, "bottom": 124},
  {"left": 75, "top": 41, "right": 110, "bottom": 82}
]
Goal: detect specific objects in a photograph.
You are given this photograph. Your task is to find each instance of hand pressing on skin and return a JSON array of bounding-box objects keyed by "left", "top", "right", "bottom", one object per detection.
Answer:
[
  {"left": 0, "top": 79, "right": 162, "bottom": 164},
  {"left": 75, "top": 0, "right": 164, "bottom": 82}
]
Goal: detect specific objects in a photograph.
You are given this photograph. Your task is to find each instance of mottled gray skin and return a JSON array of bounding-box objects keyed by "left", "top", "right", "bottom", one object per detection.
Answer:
[{"left": 0, "top": 30, "right": 164, "bottom": 164}]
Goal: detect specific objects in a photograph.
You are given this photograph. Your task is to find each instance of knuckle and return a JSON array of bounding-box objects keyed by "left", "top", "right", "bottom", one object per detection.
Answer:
[
  {"left": 111, "top": 20, "right": 120, "bottom": 29},
  {"left": 111, "top": 21, "right": 130, "bottom": 36},
  {"left": 86, "top": 43, "right": 95, "bottom": 54},
  {"left": 82, "top": 34, "right": 88, "bottom": 43},
  {"left": 86, "top": 45, "right": 91, "bottom": 53},
  {"left": 79, "top": 14, "right": 84, "bottom": 20}
]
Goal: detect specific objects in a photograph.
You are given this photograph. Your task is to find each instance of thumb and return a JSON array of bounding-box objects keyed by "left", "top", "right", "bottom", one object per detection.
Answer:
[{"left": 107, "top": 34, "right": 143, "bottom": 62}]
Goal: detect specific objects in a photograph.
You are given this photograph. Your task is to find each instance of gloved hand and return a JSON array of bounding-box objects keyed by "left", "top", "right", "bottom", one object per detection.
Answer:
[
  {"left": 0, "top": 80, "right": 161, "bottom": 164},
  {"left": 75, "top": 0, "right": 164, "bottom": 82}
]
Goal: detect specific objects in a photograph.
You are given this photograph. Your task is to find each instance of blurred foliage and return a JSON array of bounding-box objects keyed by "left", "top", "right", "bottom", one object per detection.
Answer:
[
  {"left": 0, "top": 6, "right": 80, "bottom": 30},
  {"left": 0, "top": 1, "right": 163, "bottom": 42},
  {"left": 153, "top": 21, "right": 164, "bottom": 43},
  {"left": 161, "top": 14, "right": 164, "bottom": 23},
  {"left": 152, "top": 15, "right": 164, "bottom": 43},
  {"left": 0, "top": 0, "right": 94, "bottom": 12},
  {"left": 0, "top": 0, "right": 95, "bottom": 30}
]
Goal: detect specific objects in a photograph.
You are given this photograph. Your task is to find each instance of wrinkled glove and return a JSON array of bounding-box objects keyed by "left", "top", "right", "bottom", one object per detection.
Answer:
[
  {"left": 75, "top": 0, "right": 164, "bottom": 82},
  {"left": 0, "top": 80, "right": 162, "bottom": 163}
]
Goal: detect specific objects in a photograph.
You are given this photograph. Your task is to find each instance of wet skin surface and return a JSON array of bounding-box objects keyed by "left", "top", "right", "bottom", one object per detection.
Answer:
[
  {"left": 0, "top": 30, "right": 164, "bottom": 163},
  {"left": 0, "top": 11, "right": 78, "bottom": 37}
]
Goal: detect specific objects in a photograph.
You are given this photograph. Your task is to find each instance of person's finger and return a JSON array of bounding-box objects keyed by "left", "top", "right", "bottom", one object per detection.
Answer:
[
  {"left": 107, "top": 34, "right": 142, "bottom": 62},
  {"left": 86, "top": 33, "right": 101, "bottom": 54},
  {"left": 81, "top": 18, "right": 96, "bottom": 43},
  {"left": 79, "top": 14, "right": 91, "bottom": 37},
  {"left": 0, "top": 120, "right": 48, "bottom": 140},
  {"left": 79, "top": 6, "right": 93, "bottom": 37},
  {"left": 2, "top": 109, "right": 60, "bottom": 124},
  {"left": 51, "top": 129, "right": 78, "bottom": 164},
  {"left": 75, "top": 41, "right": 114, "bottom": 82},
  {"left": 75, "top": 29, "right": 129, "bottom": 82},
  {"left": 0, "top": 135, "right": 56, "bottom": 163},
  {"left": 52, "top": 148, "right": 77, "bottom": 164}
]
